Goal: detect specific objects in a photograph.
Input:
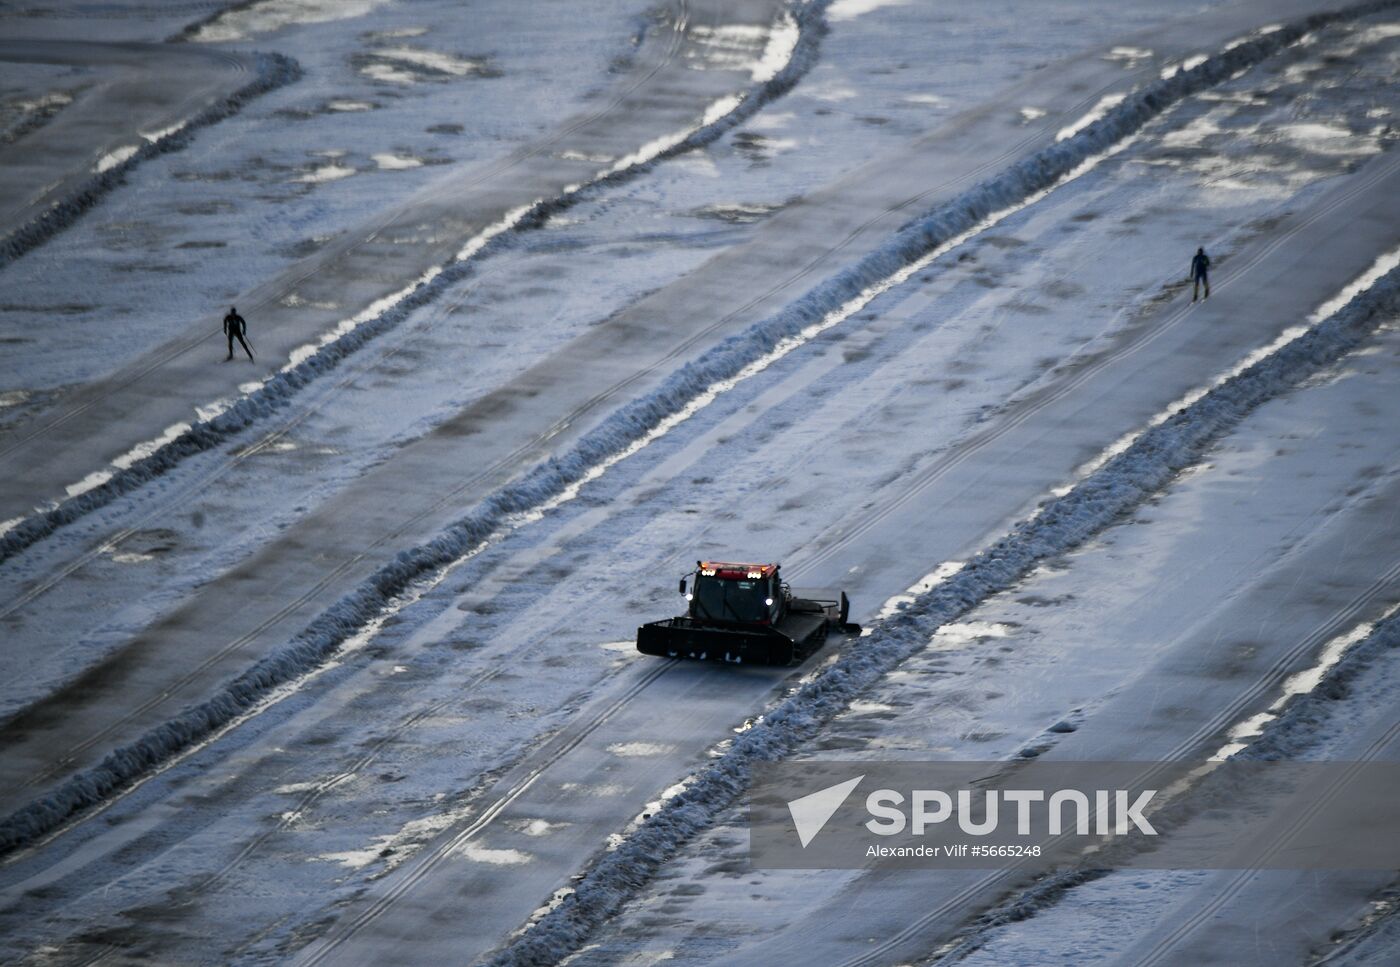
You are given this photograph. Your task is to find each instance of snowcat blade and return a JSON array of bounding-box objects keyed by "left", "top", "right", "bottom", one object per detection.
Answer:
[{"left": 637, "top": 620, "right": 796, "bottom": 665}]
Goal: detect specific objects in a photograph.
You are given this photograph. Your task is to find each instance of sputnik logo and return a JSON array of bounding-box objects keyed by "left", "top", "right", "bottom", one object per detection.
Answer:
[{"left": 787, "top": 775, "right": 864, "bottom": 847}]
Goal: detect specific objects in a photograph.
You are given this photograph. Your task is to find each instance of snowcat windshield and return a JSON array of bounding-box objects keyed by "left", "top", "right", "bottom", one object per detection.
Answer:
[{"left": 691, "top": 576, "right": 770, "bottom": 623}]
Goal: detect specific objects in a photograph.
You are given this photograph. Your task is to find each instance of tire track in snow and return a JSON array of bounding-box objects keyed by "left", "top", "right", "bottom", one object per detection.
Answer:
[{"left": 0, "top": 0, "right": 1388, "bottom": 864}]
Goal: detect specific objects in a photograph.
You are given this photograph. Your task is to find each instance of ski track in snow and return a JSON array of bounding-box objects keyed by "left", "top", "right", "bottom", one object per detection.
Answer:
[{"left": 1, "top": 0, "right": 1394, "bottom": 861}]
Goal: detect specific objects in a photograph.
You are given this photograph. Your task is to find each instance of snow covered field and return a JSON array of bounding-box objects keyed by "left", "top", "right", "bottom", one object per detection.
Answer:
[{"left": 0, "top": 0, "right": 1398, "bottom": 964}]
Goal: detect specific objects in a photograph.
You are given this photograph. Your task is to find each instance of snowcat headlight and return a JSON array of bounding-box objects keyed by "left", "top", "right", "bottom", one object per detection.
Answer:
[
  {"left": 765, "top": 597, "right": 774, "bottom": 606},
  {"left": 685, "top": 593, "right": 694, "bottom": 601}
]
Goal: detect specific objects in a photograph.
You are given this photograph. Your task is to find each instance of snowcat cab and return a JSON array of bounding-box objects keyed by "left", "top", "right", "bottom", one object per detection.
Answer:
[{"left": 636, "top": 561, "right": 860, "bottom": 665}]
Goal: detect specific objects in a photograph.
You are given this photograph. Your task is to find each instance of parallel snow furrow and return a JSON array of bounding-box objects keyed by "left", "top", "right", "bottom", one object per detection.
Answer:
[
  {"left": 0, "top": 0, "right": 1392, "bottom": 860},
  {"left": 0, "top": 0, "right": 830, "bottom": 565},
  {"left": 482, "top": 274, "right": 1400, "bottom": 963},
  {"left": 0, "top": 51, "right": 301, "bottom": 273}
]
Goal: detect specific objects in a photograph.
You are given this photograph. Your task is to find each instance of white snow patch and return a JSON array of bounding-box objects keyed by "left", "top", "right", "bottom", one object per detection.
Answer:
[
  {"left": 1158, "top": 114, "right": 1226, "bottom": 149},
  {"left": 1019, "top": 106, "right": 1047, "bottom": 122},
  {"left": 109, "top": 551, "right": 155, "bottom": 565},
  {"left": 513, "top": 818, "right": 568, "bottom": 837},
  {"left": 1056, "top": 93, "right": 1126, "bottom": 142},
  {"left": 279, "top": 292, "right": 339, "bottom": 310},
  {"left": 366, "top": 26, "right": 427, "bottom": 39},
  {"left": 1308, "top": 245, "right": 1400, "bottom": 323},
  {"left": 64, "top": 469, "right": 113, "bottom": 499},
  {"left": 808, "top": 82, "right": 858, "bottom": 102},
  {"left": 904, "top": 93, "right": 949, "bottom": 108},
  {"left": 296, "top": 163, "right": 355, "bottom": 183},
  {"left": 112, "top": 421, "right": 193, "bottom": 471},
  {"left": 455, "top": 844, "right": 532, "bottom": 865},
  {"left": 191, "top": 0, "right": 387, "bottom": 43},
  {"left": 360, "top": 62, "right": 419, "bottom": 84},
  {"left": 1355, "top": 23, "right": 1400, "bottom": 42},
  {"left": 456, "top": 203, "right": 536, "bottom": 261},
  {"left": 827, "top": 0, "right": 909, "bottom": 21},
  {"left": 524, "top": 887, "right": 577, "bottom": 929},
  {"left": 685, "top": 18, "right": 795, "bottom": 84},
  {"left": 195, "top": 399, "right": 234, "bottom": 423},
  {"left": 559, "top": 149, "right": 614, "bottom": 163},
  {"left": 752, "top": 13, "right": 800, "bottom": 84},
  {"left": 1160, "top": 53, "right": 1208, "bottom": 79},
  {"left": 139, "top": 121, "right": 187, "bottom": 144},
  {"left": 94, "top": 145, "right": 138, "bottom": 173},
  {"left": 1280, "top": 121, "right": 1375, "bottom": 154},
  {"left": 283, "top": 264, "right": 443, "bottom": 369},
  {"left": 1104, "top": 45, "right": 1153, "bottom": 67},
  {"left": 372, "top": 153, "right": 423, "bottom": 170},
  {"left": 372, "top": 46, "right": 488, "bottom": 76},
  {"left": 274, "top": 781, "right": 321, "bottom": 795},
  {"left": 15, "top": 92, "right": 71, "bottom": 113},
  {"left": 872, "top": 562, "right": 966, "bottom": 625},
  {"left": 560, "top": 783, "right": 626, "bottom": 798},
  {"left": 326, "top": 100, "right": 373, "bottom": 112},
  {"left": 322, "top": 835, "right": 394, "bottom": 869},
  {"left": 607, "top": 742, "right": 672, "bottom": 758},
  {"left": 933, "top": 620, "right": 1014, "bottom": 644}
]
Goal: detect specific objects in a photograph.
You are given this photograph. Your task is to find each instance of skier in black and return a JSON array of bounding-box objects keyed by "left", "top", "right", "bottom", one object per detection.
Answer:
[
  {"left": 1191, "top": 247, "right": 1211, "bottom": 302},
  {"left": 223, "top": 305, "right": 254, "bottom": 361}
]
